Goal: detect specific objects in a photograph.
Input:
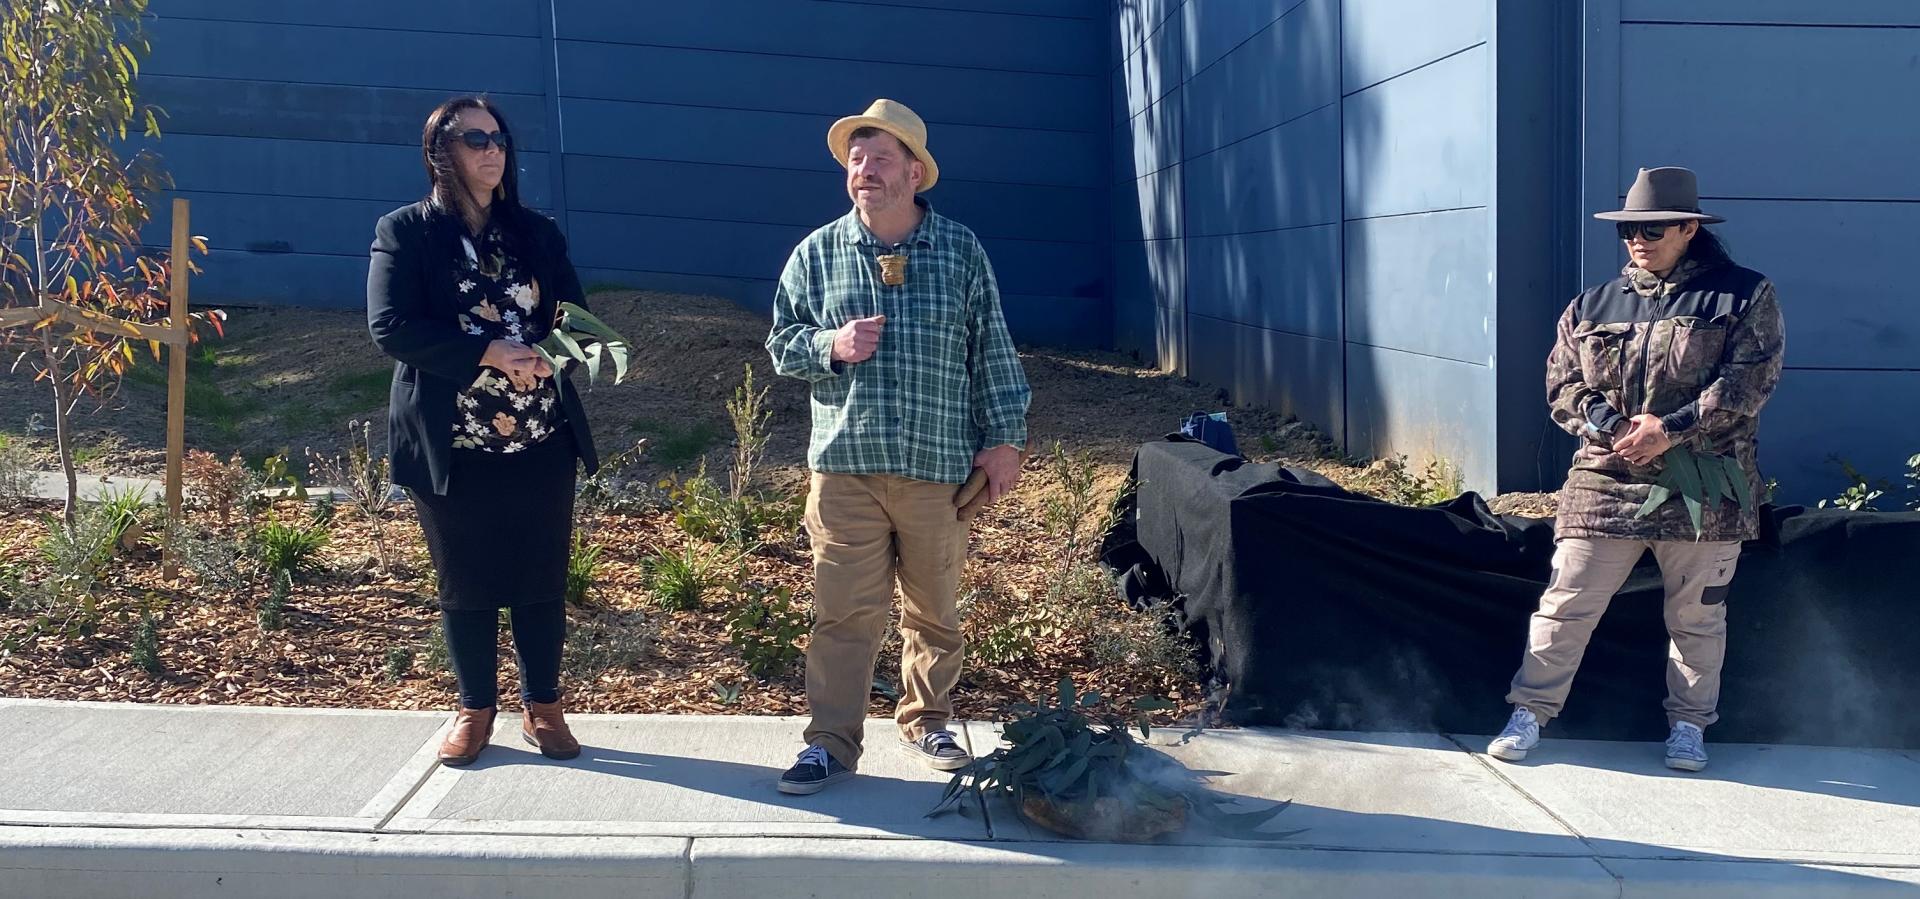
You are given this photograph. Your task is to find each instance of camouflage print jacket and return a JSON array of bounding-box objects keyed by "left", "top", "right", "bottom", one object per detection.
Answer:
[{"left": 1548, "top": 257, "right": 1786, "bottom": 542}]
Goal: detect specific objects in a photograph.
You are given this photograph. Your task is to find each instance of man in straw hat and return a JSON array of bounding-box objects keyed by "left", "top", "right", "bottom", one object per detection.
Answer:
[
  {"left": 1487, "top": 166, "right": 1784, "bottom": 772},
  {"left": 765, "top": 99, "right": 1031, "bottom": 795}
]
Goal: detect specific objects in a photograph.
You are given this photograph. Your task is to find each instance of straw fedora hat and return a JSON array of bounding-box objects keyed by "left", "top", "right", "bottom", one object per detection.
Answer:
[
  {"left": 828, "top": 99, "right": 939, "bottom": 192},
  {"left": 1594, "top": 167, "right": 1725, "bottom": 224}
]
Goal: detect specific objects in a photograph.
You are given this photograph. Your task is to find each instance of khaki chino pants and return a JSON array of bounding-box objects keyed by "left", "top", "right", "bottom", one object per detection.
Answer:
[{"left": 802, "top": 473, "right": 968, "bottom": 769}]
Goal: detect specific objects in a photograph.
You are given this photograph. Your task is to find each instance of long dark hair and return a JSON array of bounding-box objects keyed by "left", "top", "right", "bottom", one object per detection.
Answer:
[
  {"left": 1687, "top": 226, "right": 1735, "bottom": 266},
  {"left": 421, "top": 96, "right": 529, "bottom": 237}
]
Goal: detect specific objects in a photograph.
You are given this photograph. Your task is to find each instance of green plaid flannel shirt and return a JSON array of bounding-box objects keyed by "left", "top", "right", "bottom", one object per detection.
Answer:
[{"left": 766, "top": 201, "right": 1031, "bottom": 485}]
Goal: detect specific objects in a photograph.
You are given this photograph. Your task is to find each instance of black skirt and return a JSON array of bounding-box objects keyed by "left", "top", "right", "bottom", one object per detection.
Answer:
[{"left": 411, "top": 426, "right": 578, "bottom": 611}]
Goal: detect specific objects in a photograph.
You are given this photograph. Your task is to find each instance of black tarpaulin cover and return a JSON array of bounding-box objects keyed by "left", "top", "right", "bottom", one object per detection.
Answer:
[{"left": 1103, "top": 439, "right": 1920, "bottom": 748}]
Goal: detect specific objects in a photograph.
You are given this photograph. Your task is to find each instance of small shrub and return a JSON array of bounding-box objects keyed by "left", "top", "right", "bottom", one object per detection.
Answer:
[
  {"left": 575, "top": 438, "right": 672, "bottom": 518},
  {"left": 257, "top": 571, "right": 291, "bottom": 632},
  {"left": 1356, "top": 455, "right": 1461, "bottom": 507},
  {"left": 1412, "top": 458, "right": 1463, "bottom": 506},
  {"left": 643, "top": 541, "right": 727, "bottom": 612},
  {"left": 726, "top": 364, "right": 771, "bottom": 502},
  {"left": 130, "top": 609, "right": 162, "bottom": 674},
  {"left": 183, "top": 449, "right": 254, "bottom": 525},
  {"left": 70, "top": 443, "right": 106, "bottom": 468},
  {"left": 712, "top": 680, "right": 745, "bottom": 705},
  {"left": 256, "top": 520, "right": 329, "bottom": 582},
  {"left": 1906, "top": 453, "right": 1920, "bottom": 512},
  {"left": 305, "top": 420, "right": 396, "bottom": 564},
  {"left": 565, "top": 609, "right": 657, "bottom": 678},
  {"left": 565, "top": 530, "right": 603, "bottom": 607},
  {"left": 960, "top": 570, "right": 1042, "bottom": 666},
  {"left": 169, "top": 520, "right": 265, "bottom": 593},
  {"left": 630, "top": 418, "right": 721, "bottom": 470},
  {"left": 1087, "top": 609, "right": 1195, "bottom": 678},
  {"left": 0, "top": 434, "right": 34, "bottom": 501},
  {"left": 1039, "top": 443, "right": 1104, "bottom": 599},
  {"left": 665, "top": 465, "right": 746, "bottom": 544},
  {"left": 0, "top": 562, "right": 24, "bottom": 610},
  {"left": 95, "top": 484, "right": 153, "bottom": 553},
  {"left": 37, "top": 507, "right": 118, "bottom": 580},
  {"left": 726, "top": 583, "right": 811, "bottom": 680},
  {"left": 385, "top": 646, "right": 415, "bottom": 681},
  {"left": 421, "top": 622, "right": 450, "bottom": 673}
]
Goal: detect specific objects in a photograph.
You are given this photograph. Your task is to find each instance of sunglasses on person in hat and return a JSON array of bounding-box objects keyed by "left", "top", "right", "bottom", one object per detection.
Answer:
[
  {"left": 1615, "top": 221, "right": 1688, "bottom": 242},
  {"left": 456, "top": 129, "right": 510, "bottom": 152}
]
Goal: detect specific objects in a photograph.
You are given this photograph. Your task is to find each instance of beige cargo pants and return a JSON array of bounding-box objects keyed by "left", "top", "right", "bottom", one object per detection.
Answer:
[{"left": 1507, "top": 537, "right": 1742, "bottom": 729}]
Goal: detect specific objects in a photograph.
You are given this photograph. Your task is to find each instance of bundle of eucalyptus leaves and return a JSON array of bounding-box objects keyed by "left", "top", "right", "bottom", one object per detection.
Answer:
[
  {"left": 532, "top": 301, "right": 632, "bottom": 387},
  {"left": 927, "top": 678, "right": 1301, "bottom": 842},
  {"left": 1634, "top": 445, "right": 1755, "bottom": 537}
]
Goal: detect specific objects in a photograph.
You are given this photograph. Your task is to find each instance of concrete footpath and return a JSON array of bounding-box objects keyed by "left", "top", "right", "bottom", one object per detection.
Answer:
[{"left": 1, "top": 698, "right": 1917, "bottom": 897}]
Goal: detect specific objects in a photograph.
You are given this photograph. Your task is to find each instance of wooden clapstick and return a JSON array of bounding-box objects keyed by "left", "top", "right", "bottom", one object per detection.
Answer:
[{"left": 953, "top": 468, "right": 992, "bottom": 521}]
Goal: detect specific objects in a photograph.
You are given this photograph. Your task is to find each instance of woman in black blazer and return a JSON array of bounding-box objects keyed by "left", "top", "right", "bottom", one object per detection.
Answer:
[{"left": 368, "top": 96, "right": 599, "bottom": 766}]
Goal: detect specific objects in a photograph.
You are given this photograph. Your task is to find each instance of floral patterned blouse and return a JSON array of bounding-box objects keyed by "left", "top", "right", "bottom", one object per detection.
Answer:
[{"left": 450, "top": 223, "right": 566, "bottom": 453}]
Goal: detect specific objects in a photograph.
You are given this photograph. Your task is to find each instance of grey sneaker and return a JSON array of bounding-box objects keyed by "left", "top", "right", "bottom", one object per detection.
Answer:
[
  {"left": 900, "top": 729, "right": 972, "bottom": 771},
  {"left": 1665, "top": 722, "right": 1709, "bottom": 772},
  {"left": 1487, "top": 706, "right": 1540, "bottom": 762}
]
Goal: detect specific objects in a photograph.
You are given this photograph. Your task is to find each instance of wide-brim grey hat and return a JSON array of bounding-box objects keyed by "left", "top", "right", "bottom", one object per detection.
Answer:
[{"left": 1594, "top": 166, "right": 1725, "bottom": 224}]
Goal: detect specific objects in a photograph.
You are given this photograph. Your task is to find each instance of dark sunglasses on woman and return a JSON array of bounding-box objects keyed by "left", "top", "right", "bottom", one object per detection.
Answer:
[
  {"left": 1616, "top": 221, "right": 1683, "bottom": 242},
  {"left": 458, "top": 129, "right": 511, "bottom": 151}
]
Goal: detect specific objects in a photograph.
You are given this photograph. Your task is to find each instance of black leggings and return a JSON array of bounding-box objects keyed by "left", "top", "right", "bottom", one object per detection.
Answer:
[{"left": 442, "top": 601, "right": 566, "bottom": 710}]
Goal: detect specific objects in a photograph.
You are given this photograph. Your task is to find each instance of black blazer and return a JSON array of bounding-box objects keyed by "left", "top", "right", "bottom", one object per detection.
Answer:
[{"left": 367, "top": 202, "right": 600, "bottom": 495}]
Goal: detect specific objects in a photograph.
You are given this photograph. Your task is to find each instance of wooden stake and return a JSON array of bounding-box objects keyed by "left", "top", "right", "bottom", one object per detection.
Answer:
[{"left": 162, "top": 198, "right": 189, "bottom": 580}]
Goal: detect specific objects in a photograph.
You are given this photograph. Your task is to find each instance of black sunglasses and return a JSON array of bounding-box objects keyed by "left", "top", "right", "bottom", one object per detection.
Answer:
[
  {"left": 456, "top": 129, "right": 511, "bottom": 152},
  {"left": 1616, "top": 221, "right": 1684, "bottom": 242}
]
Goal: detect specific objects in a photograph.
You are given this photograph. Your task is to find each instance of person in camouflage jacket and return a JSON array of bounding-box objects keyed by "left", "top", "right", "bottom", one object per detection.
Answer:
[{"left": 1487, "top": 167, "right": 1786, "bottom": 773}]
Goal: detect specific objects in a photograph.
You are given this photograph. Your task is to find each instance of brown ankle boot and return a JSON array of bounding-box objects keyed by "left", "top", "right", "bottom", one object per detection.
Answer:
[
  {"left": 439, "top": 706, "right": 496, "bottom": 766},
  {"left": 522, "top": 699, "right": 581, "bottom": 760}
]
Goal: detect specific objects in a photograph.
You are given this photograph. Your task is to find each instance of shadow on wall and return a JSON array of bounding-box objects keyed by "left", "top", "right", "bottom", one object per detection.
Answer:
[
  {"left": 1113, "top": 0, "right": 1359, "bottom": 450},
  {"left": 1112, "top": 0, "right": 1186, "bottom": 375}
]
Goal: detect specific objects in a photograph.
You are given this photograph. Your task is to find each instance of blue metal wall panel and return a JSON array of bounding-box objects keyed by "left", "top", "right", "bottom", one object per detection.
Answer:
[
  {"left": 1620, "top": 0, "right": 1920, "bottom": 27},
  {"left": 142, "top": 193, "right": 409, "bottom": 258},
  {"left": 1116, "top": 0, "right": 1185, "bottom": 60},
  {"left": 1183, "top": 105, "right": 1341, "bottom": 237},
  {"left": 1185, "top": 226, "right": 1341, "bottom": 340},
  {"left": 181, "top": 251, "right": 374, "bottom": 309},
  {"left": 1111, "top": 235, "right": 1186, "bottom": 369},
  {"left": 559, "top": 98, "right": 1102, "bottom": 189},
  {"left": 1185, "top": 315, "right": 1345, "bottom": 439},
  {"left": 568, "top": 210, "right": 1101, "bottom": 302},
  {"left": 554, "top": 41, "right": 1104, "bottom": 133},
  {"left": 151, "top": 1, "right": 542, "bottom": 34},
  {"left": 561, "top": 157, "right": 1098, "bottom": 246},
  {"left": 143, "top": 136, "right": 553, "bottom": 209},
  {"left": 1341, "top": 45, "right": 1491, "bottom": 220},
  {"left": 1115, "top": 86, "right": 1183, "bottom": 181},
  {"left": 134, "top": 0, "right": 1105, "bottom": 348},
  {"left": 1618, "top": 25, "right": 1920, "bottom": 201},
  {"left": 1119, "top": 5, "right": 1185, "bottom": 118},
  {"left": 857, "top": 1, "right": 1101, "bottom": 18},
  {"left": 1182, "top": 0, "right": 1337, "bottom": 159},
  {"left": 553, "top": 1, "right": 1101, "bottom": 75},
  {"left": 1344, "top": 207, "right": 1494, "bottom": 364},
  {"left": 1112, "top": 167, "right": 1184, "bottom": 243},
  {"left": 144, "top": 18, "right": 545, "bottom": 94},
  {"left": 1345, "top": 345, "right": 1498, "bottom": 490},
  {"left": 138, "top": 77, "right": 552, "bottom": 150},
  {"left": 1339, "top": 0, "right": 1490, "bottom": 92},
  {"left": 1181, "top": 0, "right": 1308, "bottom": 76},
  {"left": 1710, "top": 199, "right": 1917, "bottom": 371},
  {"left": 1759, "top": 372, "right": 1920, "bottom": 503}
]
